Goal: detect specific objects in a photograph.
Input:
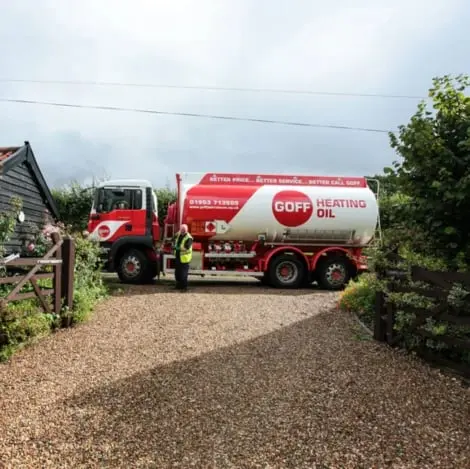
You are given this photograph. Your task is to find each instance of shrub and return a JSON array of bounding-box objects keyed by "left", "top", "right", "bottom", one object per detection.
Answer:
[
  {"left": 68, "top": 234, "right": 107, "bottom": 324},
  {"left": 338, "top": 273, "right": 384, "bottom": 330},
  {"left": 0, "top": 312, "right": 54, "bottom": 356},
  {"left": 0, "top": 196, "right": 22, "bottom": 260}
]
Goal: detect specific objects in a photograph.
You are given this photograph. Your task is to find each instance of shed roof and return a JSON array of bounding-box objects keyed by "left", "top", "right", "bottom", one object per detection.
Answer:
[{"left": 0, "top": 142, "right": 59, "bottom": 220}]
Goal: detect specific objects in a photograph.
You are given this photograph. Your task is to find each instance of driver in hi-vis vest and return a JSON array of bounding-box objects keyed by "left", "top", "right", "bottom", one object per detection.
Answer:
[{"left": 173, "top": 224, "right": 193, "bottom": 291}]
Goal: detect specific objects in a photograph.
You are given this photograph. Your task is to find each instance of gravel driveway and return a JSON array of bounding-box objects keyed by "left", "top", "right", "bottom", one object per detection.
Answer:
[{"left": 1, "top": 277, "right": 469, "bottom": 468}]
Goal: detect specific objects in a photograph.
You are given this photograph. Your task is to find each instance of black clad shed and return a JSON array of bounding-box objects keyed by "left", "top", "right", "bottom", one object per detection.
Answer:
[{"left": 0, "top": 141, "right": 59, "bottom": 255}]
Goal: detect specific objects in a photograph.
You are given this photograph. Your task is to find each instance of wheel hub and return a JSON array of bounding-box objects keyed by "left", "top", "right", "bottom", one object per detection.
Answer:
[
  {"left": 123, "top": 256, "right": 141, "bottom": 278},
  {"left": 326, "top": 263, "right": 346, "bottom": 286},
  {"left": 276, "top": 261, "right": 298, "bottom": 284}
]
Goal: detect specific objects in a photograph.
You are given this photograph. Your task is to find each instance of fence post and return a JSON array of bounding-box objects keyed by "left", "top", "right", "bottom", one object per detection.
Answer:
[
  {"left": 53, "top": 235, "right": 62, "bottom": 315},
  {"left": 374, "top": 265, "right": 386, "bottom": 341},
  {"left": 61, "top": 236, "right": 75, "bottom": 311},
  {"left": 385, "top": 281, "right": 396, "bottom": 344},
  {"left": 374, "top": 290, "right": 386, "bottom": 341}
]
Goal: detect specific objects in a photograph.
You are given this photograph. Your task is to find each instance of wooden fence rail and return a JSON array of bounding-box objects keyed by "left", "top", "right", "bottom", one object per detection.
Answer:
[
  {"left": 374, "top": 260, "right": 470, "bottom": 379},
  {"left": 0, "top": 233, "right": 75, "bottom": 316}
]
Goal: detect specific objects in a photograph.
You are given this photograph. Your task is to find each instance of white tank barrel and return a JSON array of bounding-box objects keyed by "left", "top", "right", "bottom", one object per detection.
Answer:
[{"left": 178, "top": 172, "right": 379, "bottom": 246}]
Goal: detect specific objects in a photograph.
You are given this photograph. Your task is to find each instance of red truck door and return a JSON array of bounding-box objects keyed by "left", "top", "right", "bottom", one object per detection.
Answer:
[{"left": 90, "top": 187, "right": 147, "bottom": 242}]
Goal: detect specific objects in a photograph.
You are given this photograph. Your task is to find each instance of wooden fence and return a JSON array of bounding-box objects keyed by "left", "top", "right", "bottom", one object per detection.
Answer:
[
  {"left": 374, "top": 261, "right": 470, "bottom": 379},
  {"left": 0, "top": 233, "right": 75, "bottom": 321}
]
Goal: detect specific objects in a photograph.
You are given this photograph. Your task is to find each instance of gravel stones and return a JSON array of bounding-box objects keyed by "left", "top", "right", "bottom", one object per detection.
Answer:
[{"left": 1, "top": 278, "right": 469, "bottom": 468}]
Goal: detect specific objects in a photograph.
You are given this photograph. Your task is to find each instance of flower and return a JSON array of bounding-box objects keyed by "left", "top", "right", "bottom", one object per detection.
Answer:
[{"left": 42, "top": 223, "right": 60, "bottom": 239}]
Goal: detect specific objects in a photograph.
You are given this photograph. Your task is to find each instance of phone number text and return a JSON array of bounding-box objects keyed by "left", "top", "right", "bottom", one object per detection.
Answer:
[{"left": 189, "top": 199, "right": 239, "bottom": 207}]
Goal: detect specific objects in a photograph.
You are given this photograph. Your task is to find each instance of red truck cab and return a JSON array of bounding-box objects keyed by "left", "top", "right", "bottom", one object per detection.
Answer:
[{"left": 87, "top": 179, "right": 160, "bottom": 283}]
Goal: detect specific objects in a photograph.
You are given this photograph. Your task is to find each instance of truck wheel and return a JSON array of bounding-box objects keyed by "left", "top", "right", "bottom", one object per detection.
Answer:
[
  {"left": 117, "top": 248, "right": 149, "bottom": 284},
  {"left": 316, "top": 256, "right": 351, "bottom": 291},
  {"left": 268, "top": 255, "right": 305, "bottom": 289}
]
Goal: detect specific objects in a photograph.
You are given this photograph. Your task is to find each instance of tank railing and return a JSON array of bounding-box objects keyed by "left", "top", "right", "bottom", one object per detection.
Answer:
[
  {"left": 268, "top": 241, "right": 375, "bottom": 248},
  {"left": 365, "top": 177, "right": 383, "bottom": 247},
  {"left": 365, "top": 177, "right": 380, "bottom": 200},
  {"left": 282, "top": 238, "right": 359, "bottom": 245},
  {"left": 283, "top": 228, "right": 357, "bottom": 243},
  {"left": 374, "top": 225, "right": 383, "bottom": 246}
]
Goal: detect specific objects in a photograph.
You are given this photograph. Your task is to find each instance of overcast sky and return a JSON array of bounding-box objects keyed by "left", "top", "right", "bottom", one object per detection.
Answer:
[{"left": 1, "top": 0, "right": 469, "bottom": 188}]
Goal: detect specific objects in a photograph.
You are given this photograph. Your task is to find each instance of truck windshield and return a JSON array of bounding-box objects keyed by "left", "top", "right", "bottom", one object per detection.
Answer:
[{"left": 95, "top": 187, "right": 143, "bottom": 213}]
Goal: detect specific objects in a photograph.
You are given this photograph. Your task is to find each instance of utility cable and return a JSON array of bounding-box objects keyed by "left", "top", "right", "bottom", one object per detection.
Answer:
[
  {"left": 0, "top": 97, "right": 391, "bottom": 133},
  {"left": 0, "top": 78, "right": 426, "bottom": 100}
]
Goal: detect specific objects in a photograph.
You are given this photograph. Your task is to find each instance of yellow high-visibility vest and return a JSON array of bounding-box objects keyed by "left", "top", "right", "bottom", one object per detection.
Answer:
[{"left": 174, "top": 232, "right": 193, "bottom": 264}]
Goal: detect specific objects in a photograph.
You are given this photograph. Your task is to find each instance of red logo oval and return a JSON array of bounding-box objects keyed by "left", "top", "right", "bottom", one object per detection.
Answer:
[
  {"left": 272, "top": 190, "right": 313, "bottom": 227},
  {"left": 98, "top": 225, "right": 111, "bottom": 238}
]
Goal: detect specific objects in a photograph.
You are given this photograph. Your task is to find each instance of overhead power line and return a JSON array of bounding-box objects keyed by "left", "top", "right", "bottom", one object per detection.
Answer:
[
  {"left": 0, "top": 78, "right": 426, "bottom": 100},
  {"left": 0, "top": 97, "right": 391, "bottom": 134}
]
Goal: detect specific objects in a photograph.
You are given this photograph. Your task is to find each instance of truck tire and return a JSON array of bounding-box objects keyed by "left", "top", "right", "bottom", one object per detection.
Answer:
[
  {"left": 316, "top": 256, "right": 351, "bottom": 291},
  {"left": 117, "top": 248, "right": 149, "bottom": 284},
  {"left": 268, "top": 254, "right": 305, "bottom": 289}
]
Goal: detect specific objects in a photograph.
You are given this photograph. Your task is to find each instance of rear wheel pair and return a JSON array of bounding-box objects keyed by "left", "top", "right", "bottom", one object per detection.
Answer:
[{"left": 265, "top": 254, "right": 351, "bottom": 290}]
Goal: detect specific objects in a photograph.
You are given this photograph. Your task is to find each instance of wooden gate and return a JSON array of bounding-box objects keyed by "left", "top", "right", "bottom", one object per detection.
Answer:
[{"left": 0, "top": 233, "right": 75, "bottom": 316}]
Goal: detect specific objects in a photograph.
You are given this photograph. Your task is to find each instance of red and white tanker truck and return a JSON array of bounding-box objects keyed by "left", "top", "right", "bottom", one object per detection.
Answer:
[{"left": 86, "top": 172, "right": 380, "bottom": 290}]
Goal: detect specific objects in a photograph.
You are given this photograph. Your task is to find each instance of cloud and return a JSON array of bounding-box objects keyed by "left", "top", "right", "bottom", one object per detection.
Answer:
[{"left": 0, "top": 0, "right": 468, "bottom": 188}]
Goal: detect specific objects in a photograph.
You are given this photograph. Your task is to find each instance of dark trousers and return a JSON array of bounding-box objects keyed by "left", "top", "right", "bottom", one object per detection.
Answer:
[{"left": 174, "top": 258, "right": 190, "bottom": 290}]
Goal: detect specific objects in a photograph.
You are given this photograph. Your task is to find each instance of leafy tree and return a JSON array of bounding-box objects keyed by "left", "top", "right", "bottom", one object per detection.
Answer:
[
  {"left": 52, "top": 182, "right": 95, "bottom": 232},
  {"left": 155, "top": 186, "right": 177, "bottom": 227},
  {"left": 368, "top": 172, "right": 399, "bottom": 197},
  {"left": 367, "top": 172, "right": 412, "bottom": 243},
  {"left": 387, "top": 74, "right": 470, "bottom": 267}
]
